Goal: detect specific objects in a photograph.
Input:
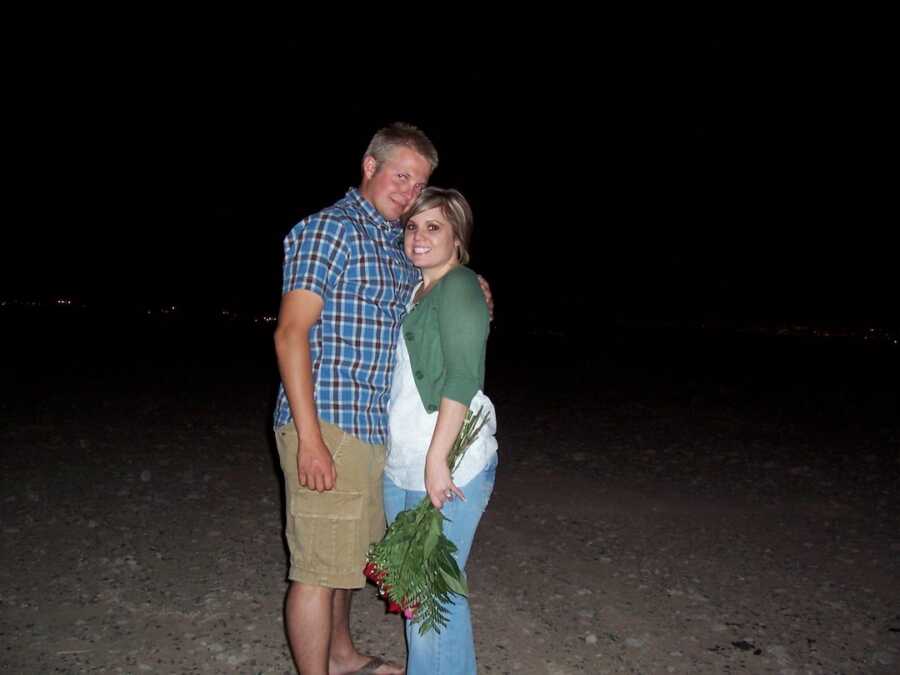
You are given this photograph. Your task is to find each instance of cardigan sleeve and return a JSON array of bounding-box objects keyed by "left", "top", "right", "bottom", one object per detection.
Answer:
[{"left": 436, "top": 268, "right": 490, "bottom": 406}]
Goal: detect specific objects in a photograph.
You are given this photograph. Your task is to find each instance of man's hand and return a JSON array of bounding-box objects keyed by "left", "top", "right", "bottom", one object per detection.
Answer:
[
  {"left": 476, "top": 274, "right": 494, "bottom": 321},
  {"left": 297, "top": 433, "right": 336, "bottom": 492},
  {"left": 275, "top": 288, "right": 335, "bottom": 491}
]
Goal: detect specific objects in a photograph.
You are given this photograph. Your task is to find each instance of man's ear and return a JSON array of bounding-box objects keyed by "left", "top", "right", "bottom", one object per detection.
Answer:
[{"left": 362, "top": 155, "right": 378, "bottom": 180}]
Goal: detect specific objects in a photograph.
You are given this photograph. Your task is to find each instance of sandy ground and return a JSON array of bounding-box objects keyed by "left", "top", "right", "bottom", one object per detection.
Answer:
[{"left": 2, "top": 325, "right": 898, "bottom": 674}]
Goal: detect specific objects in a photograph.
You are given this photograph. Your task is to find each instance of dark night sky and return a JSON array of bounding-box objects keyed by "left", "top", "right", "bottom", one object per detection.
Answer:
[{"left": 4, "top": 21, "right": 895, "bottom": 327}]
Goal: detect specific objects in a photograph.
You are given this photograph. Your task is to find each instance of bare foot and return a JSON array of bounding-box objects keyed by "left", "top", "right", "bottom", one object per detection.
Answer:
[{"left": 330, "top": 653, "right": 404, "bottom": 675}]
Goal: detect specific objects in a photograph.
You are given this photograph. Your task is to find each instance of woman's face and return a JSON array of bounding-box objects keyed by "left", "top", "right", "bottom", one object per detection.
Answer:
[{"left": 404, "top": 206, "right": 460, "bottom": 274}]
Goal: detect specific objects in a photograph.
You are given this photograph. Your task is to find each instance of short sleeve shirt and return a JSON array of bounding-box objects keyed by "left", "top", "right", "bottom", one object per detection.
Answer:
[{"left": 273, "top": 188, "right": 420, "bottom": 445}]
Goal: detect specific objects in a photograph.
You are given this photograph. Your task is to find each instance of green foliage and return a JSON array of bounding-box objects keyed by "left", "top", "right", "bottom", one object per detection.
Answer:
[{"left": 367, "top": 408, "right": 487, "bottom": 635}]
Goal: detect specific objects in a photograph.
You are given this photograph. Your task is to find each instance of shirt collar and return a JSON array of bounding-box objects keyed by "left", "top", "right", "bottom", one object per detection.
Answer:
[{"left": 345, "top": 187, "right": 401, "bottom": 234}]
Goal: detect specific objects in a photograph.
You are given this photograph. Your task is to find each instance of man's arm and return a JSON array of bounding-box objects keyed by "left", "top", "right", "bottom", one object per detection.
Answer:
[
  {"left": 274, "top": 289, "right": 336, "bottom": 492},
  {"left": 476, "top": 274, "right": 494, "bottom": 320}
]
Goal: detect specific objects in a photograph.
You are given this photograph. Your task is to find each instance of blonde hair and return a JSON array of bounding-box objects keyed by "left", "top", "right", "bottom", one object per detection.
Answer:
[{"left": 364, "top": 122, "right": 439, "bottom": 172}]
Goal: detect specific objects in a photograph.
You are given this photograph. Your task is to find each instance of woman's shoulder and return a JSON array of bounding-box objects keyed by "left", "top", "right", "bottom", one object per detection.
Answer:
[
  {"left": 440, "top": 265, "right": 480, "bottom": 292},
  {"left": 437, "top": 266, "right": 486, "bottom": 310}
]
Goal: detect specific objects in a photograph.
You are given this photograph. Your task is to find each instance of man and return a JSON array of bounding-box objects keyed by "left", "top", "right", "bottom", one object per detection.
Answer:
[{"left": 273, "top": 123, "right": 437, "bottom": 674}]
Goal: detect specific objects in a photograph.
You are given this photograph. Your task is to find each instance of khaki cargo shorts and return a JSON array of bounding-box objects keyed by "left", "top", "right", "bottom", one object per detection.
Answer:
[{"left": 275, "top": 419, "right": 386, "bottom": 588}]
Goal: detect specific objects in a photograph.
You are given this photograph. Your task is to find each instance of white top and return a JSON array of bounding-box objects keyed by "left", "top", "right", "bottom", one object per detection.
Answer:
[{"left": 385, "top": 289, "right": 498, "bottom": 491}]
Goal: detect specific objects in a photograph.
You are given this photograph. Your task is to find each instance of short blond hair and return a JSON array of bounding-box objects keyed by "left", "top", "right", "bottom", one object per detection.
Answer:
[{"left": 364, "top": 122, "right": 439, "bottom": 172}]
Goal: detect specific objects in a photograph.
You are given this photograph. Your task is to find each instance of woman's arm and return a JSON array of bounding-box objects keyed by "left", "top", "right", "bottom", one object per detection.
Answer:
[
  {"left": 424, "top": 397, "right": 468, "bottom": 508},
  {"left": 424, "top": 269, "right": 491, "bottom": 508}
]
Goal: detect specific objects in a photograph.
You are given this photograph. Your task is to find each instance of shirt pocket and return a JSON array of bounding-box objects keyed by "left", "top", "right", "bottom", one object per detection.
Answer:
[{"left": 345, "top": 236, "right": 404, "bottom": 310}]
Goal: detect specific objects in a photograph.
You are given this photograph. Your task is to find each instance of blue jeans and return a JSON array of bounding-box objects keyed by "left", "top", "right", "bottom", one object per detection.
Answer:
[{"left": 383, "top": 455, "right": 497, "bottom": 675}]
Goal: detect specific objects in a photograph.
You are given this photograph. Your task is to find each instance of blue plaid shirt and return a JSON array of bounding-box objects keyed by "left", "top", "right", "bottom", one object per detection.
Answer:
[{"left": 273, "top": 188, "right": 420, "bottom": 445}]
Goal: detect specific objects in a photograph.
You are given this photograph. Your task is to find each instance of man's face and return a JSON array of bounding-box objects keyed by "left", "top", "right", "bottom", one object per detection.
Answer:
[{"left": 360, "top": 146, "right": 431, "bottom": 221}]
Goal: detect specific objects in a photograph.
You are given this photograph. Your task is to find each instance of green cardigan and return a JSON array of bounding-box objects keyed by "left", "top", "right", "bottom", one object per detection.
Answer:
[{"left": 401, "top": 266, "right": 489, "bottom": 414}]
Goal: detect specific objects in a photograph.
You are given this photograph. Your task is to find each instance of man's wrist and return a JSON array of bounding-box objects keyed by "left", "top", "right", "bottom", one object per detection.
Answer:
[
  {"left": 292, "top": 412, "right": 321, "bottom": 444},
  {"left": 299, "top": 432, "right": 326, "bottom": 451}
]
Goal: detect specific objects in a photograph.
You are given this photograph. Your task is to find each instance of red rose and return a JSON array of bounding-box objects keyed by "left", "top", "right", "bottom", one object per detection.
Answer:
[{"left": 364, "top": 562, "right": 385, "bottom": 586}]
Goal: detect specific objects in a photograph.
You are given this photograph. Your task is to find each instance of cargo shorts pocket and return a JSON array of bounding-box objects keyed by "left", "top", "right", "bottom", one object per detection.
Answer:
[{"left": 290, "top": 489, "right": 364, "bottom": 575}]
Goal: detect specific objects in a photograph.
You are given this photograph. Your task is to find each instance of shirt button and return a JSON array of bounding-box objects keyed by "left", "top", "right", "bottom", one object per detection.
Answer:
[
  {"left": 405, "top": 332, "right": 414, "bottom": 341},
  {"left": 426, "top": 404, "right": 437, "bottom": 413},
  {"left": 415, "top": 370, "right": 423, "bottom": 379}
]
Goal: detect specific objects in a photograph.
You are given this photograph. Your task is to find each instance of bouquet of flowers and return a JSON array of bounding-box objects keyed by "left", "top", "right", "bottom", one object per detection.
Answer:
[{"left": 365, "top": 407, "right": 488, "bottom": 635}]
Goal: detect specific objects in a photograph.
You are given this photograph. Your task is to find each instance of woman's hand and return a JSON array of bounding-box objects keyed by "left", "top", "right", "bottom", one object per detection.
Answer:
[{"left": 425, "top": 456, "right": 466, "bottom": 509}]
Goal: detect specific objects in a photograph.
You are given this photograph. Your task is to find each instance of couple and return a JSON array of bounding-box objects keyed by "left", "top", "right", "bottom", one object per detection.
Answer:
[{"left": 273, "top": 123, "right": 498, "bottom": 675}]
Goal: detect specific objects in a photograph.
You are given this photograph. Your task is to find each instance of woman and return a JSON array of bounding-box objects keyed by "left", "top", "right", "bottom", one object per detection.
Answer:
[{"left": 384, "top": 187, "right": 498, "bottom": 674}]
